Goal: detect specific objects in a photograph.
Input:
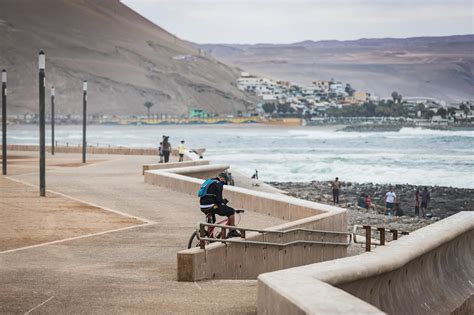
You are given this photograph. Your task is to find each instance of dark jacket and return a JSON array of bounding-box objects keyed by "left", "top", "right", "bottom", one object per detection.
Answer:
[
  {"left": 421, "top": 190, "right": 430, "bottom": 203},
  {"left": 199, "top": 179, "right": 224, "bottom": 206}
]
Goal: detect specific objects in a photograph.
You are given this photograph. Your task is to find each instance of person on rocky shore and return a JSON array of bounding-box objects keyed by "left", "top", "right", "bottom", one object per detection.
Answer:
[
  {"left": 415, "top": 189, "right": 420, "bottom": 217},
  {"left": 331, "top": 177, "right": 341, "bottom": 204},
  {"left": 357, "top": 193, "right": 366, "bottom": 208},
  {"left": 421, "top": 187, "right": 431, "bottom": 217},
  {"left": 365, "top": 194, "right": 375, "bottom": 211},
  {"left": 385, "top": 188, "right": 397, "bottom": 217}
]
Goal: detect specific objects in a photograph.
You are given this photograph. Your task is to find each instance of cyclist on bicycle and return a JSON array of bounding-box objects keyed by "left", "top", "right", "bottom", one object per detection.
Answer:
[{"left": 199, "top": 172, "right": 241, "bottom": 238}]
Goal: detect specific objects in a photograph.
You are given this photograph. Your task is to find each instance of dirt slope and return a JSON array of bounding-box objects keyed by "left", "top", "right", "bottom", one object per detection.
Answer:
[
  {"left": 201, "top": 35, "right": 474, "bottom": 103},
  {"left": 0, "top": 0, "right": 253, "bottom": 115}
]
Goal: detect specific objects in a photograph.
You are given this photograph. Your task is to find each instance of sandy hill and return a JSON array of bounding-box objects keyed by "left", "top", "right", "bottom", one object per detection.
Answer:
[
  {"left": 200, "top": 35, "right": 474, "bottom": 103},
  {"left": 0, "top": 0, "right": 253, "bottom": 116}
]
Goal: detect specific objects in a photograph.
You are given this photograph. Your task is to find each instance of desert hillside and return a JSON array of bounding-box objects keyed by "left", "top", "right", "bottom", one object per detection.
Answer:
[
  {"left": 0, "top": 0, "right": 253, "bottom": 116},
  {"left": 201, "top": 35, "right": 474, "bottom": 103}
]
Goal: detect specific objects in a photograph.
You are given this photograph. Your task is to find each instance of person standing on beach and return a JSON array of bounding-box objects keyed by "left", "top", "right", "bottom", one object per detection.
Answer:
[
  {"left": 331, "top": 177, "right": 341, "bottom": 204},
  {"left": 415, "top": 189, "right": 420, "bottom": 217},
  {"left": 162, "top": 136, "right": 171, "bottom": 163},
  {"left": 178, "top": 140, "right": 185, "bottom": 162},
  {"left": 421, "top": 187, "right": 430, "bottom": 217},
  {"left": 385, "top": 188, "right": 397, "bottom": 216}
]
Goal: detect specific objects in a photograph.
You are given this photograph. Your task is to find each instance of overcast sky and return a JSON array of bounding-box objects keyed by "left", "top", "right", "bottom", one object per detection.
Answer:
[{"left": 121, "top": 0, "right": 474, "bottom": 44}]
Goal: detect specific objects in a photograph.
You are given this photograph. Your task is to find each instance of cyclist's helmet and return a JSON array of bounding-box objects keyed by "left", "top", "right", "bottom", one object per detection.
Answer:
[{"left": 217, "top": 172, "right": 229, "bottom": 185}]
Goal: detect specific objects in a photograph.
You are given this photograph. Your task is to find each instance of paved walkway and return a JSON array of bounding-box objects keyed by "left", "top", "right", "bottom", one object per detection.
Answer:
[{"left": 0, "top": 152, "right": 286, "bottom": 314}]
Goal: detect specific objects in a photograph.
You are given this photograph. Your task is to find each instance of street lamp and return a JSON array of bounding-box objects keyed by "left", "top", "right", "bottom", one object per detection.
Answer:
[
  {"left": 39, "top": 50, "right": 46, "bottom": 196},
  {"left": 2, "top": 69, "right": 6, "bottom": 175},
  {"left": 82, "top": 80, "right": 87, "bottom": 163},
  {"left": 51, "top": 86, "right": 55, "bottom": 155}
]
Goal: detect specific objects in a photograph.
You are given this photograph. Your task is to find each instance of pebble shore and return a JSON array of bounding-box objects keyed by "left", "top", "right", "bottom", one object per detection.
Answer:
[{"left": 268, "top": 181, "right": 473, "bottom": 234}]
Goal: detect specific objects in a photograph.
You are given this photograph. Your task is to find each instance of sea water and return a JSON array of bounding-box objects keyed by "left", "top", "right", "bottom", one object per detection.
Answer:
[{"left": 6, "top": 125, "right": 474, "bottom": 188}]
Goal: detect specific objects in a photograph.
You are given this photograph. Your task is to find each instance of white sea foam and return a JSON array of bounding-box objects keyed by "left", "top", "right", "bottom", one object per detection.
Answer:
[{"left": 6, "top": 125, "right": 474, "bottom": 188}]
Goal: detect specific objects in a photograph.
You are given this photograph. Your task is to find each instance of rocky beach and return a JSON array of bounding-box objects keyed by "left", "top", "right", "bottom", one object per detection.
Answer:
[{"left": 268, "top": 181, "right": 473, "bottom": 234}]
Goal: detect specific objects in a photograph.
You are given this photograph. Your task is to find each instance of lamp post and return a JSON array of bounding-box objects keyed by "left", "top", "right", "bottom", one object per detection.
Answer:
[
  {"left": 2, "top": 69, "right": 6, "bottom": 175},
  {"left": 39, "top": 50, "right": 46, "bottom": 196},
  {"left": 82, "top": 80, "right": 87, "bottom": 163},
  {"left": 51, "top": 86, "right": 55, "bottom": 155}
]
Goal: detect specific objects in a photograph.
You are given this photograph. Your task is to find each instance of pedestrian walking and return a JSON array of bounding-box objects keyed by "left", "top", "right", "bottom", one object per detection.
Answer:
[
  {"left": 385, "top": 187, "right": 397, "bottom": 217},
  {"left": 421, "top": 187, "right": 430, "bottom": 218},
  {"left": 178, "top": 140, "right": 185, "bottom": 162},
  {"left": 331, "top": 177, "right": 341, "bottom": 204},
  {"left": 162, "top": 135, "right": 171, "bottom": 163},
  {"left": 158, "top": 141, "right": 164, "bottom": 163}
]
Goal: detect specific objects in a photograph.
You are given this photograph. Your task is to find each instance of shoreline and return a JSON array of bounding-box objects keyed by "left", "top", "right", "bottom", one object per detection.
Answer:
[{"left": 268, "top": 180, "right": 473, "bottom": 234}]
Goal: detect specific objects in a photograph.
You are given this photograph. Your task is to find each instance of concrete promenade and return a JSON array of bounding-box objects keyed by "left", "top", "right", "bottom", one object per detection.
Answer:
[{"left": 0, "top": 152, "right": 286, "bottom": 314}]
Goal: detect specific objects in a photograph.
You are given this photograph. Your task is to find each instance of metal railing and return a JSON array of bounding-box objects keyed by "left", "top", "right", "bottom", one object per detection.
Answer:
[
  {"left": 196, "top": 222, "right": 352, "bottom": 249},
  {"left": 353, "top": 225, "right": 409, "bottom": 252}
]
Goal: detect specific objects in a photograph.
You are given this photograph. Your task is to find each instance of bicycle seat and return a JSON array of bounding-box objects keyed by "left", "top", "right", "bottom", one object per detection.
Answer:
[{"left": 235, "top": 209, "right": 245, "bottom": 213}]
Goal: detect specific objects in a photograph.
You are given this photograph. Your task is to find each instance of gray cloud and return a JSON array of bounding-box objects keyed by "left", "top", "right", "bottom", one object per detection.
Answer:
[{"left": 122, "top": 0, "right": 474, "bottom": 43}]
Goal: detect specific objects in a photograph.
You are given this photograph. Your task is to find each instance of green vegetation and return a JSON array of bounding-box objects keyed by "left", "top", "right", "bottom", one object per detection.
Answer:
[
  {"left": 325, "top": 100, "right": 460, "bottom": 119},
  {"left": 262, "top": 103, "right": 276, "bottom": 114},
  {"left": 327, "top": 100, "right": 410, "bottom": 117},
  {"left": 144, "top": 101, "right": 154, "bottom": 118},
  {"left": 391, "top": 91, "right": 403, "bottom": 103}
]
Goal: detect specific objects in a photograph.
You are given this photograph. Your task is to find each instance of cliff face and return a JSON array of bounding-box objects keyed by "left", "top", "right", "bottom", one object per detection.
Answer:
[
  {"left": 0, "top": 0, "right": 253, "bottom": 115},
  {"left": 201, "top": 35, "right": 474, "bottom": 103}
]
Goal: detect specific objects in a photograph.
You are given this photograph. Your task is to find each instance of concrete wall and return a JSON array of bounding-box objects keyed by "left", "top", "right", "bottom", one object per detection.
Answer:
[
  {"left": 145, "top": 165, "right": 230, "bottom": 184},
  {"left": 258, "top": 212, "right": 474, "bottom": 315},
  {"left": 144, "top": 165, "right": 348, "bottom": 281},
  {"left": 2, "top": 144, "right": 182, "bottom": 156},
  {"left": 178, "top": 212, "right": 347, "bottom": 281},
  {"left": 142, "top": 160, "right": 210, "bottom": 174}
]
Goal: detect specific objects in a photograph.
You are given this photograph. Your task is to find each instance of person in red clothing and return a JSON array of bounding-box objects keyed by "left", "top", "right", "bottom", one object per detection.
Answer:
[
  {"left": 364, "top": 194, "right": 375, "bottom": 211},
  {"left": 415, "top": 189, "right": 420, "bottom": 217},
  {"left": 364, "top": 194, "right": 372, "bottom": 210}
]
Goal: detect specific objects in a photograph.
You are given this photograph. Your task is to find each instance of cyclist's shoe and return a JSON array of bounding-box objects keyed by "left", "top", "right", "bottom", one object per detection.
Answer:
[{"left": 227, "top": 229, "right": 242, "bottom": 238}]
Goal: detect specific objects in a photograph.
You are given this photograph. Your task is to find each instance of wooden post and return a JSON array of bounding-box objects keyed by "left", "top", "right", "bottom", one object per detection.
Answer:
[
  {"left": 363, "top": 225, "right": 371, "bottom": 252},
  {"left": 391, "top": 229, "right": 399, "bottom": 241},
  {"left": 377, "top": 228, "right": 385, "bottom": 246}
]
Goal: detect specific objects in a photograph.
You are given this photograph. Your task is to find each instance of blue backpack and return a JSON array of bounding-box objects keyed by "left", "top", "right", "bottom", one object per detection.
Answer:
[{"left": 197, "top": 178, "right": 219, "bottom": 198}]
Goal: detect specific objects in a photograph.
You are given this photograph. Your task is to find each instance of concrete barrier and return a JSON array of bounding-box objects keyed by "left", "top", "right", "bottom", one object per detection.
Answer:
[
  {"left": 1, "top": 144, "right": 181, "bottom": 156},
  {"left": 258, "top": 211, "right": 474, "bottom": 315},
  {"left": 144, "top": 165, "right": 348, "bottom": 281},
  {"left": 142, "top": 160, "right": 210, "bottom": 175}
]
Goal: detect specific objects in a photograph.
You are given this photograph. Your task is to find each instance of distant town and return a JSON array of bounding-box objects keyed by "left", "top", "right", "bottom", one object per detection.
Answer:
[{"left": 236, "top": 72, "right": 474, "bottom": 128}]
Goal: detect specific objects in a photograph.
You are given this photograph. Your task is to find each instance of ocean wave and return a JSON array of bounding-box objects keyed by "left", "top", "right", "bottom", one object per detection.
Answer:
[{"left": 6, "top": 125, "right": 473, "bottom": 188}]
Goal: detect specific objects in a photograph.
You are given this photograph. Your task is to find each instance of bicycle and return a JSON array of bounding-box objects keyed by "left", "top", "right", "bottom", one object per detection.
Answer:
[{"left": 187, "top": 208, "right": 245, "bottom": 249}]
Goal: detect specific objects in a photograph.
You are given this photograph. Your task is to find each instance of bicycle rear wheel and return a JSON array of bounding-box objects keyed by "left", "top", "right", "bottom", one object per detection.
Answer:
[{"left": 187, "top": 231, "right": 198, "bottom": 249}]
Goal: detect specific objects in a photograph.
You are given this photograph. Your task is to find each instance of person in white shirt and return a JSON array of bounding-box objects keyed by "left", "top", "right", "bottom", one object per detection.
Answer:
[{"left": 385, "top": 188, "right": 397, "bottom": 216}]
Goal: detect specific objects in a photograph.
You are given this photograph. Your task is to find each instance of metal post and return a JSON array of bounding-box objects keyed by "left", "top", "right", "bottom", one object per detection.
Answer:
[
  {"left": 2, "top": 70, "right": 6, "bottom": 175},
  {"left": 377, "top": 227, "right": 385, "bottom": 246},
  {"left": 363, "top": 225, "right": 371, "bottom": 252},
  {"left": 39, "top": 50, "right": 46, "bottom": 196},
  {"left": 51, "top": 86, "right": 55, "bottom": 155},
  {"left": 199, "top": 224, "right": 206, "bottom": 249},
  {"left": 82, "top": 80, "right": 87, "bottom": 163}
]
